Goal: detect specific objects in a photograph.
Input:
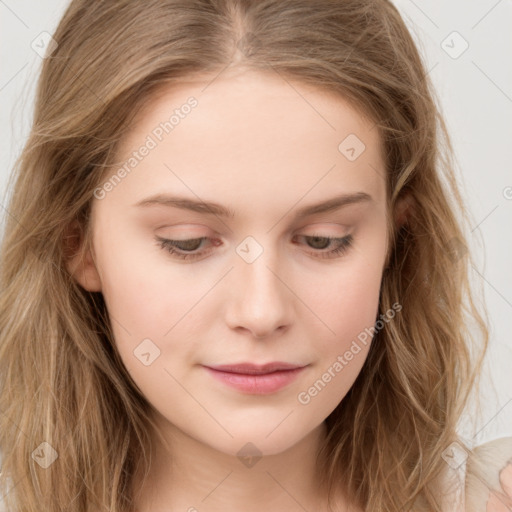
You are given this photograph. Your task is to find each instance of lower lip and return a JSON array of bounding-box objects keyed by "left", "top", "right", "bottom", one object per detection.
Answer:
[{"left": 204, "top": 366, "right": 306, "bottom": 394}]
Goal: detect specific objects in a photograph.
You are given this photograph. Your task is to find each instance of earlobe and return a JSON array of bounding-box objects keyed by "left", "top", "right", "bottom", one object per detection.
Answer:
[
  {"left": 63, "top": 221, "right": 102, "bottom": 292},
  {"left": 394, "top": 193, "right": 414, "bottom": 229}
]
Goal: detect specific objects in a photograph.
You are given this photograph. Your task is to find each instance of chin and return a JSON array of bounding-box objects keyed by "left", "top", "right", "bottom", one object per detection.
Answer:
[{"left": 207, "top": 424, "right": 315, "bottom": 460}]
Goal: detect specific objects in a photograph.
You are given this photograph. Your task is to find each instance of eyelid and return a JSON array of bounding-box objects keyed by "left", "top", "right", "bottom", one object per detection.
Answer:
[
  {"left": 297, "top": 221, "right": 350, "bottom": 230},
  {"left": 155, "top": 232, "right": 353, "bottom": 262}
]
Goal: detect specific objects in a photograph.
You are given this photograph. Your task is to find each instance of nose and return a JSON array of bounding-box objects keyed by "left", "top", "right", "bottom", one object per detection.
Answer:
[{"left": 225, "top": 248, "right": 293, "bottom": 339}]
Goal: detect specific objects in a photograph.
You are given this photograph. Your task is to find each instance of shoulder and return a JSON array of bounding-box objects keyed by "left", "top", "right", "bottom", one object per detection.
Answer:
[{"left": 465, "top": 436, "right": 512, "bottom": 512}]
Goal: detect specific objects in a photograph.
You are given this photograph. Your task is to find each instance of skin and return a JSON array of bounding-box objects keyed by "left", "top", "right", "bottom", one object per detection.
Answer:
[
  {"left": 487, "top": 462, "right": 512, "bottom": 511},
  {"left": 69, "top": 67, "right": 411, "bottom": 512}
]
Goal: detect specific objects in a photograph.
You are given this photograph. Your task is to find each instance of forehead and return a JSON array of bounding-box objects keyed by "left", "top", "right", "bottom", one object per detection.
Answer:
[{"left": 105, "top": 68, "right": 386, "bottom": 213}]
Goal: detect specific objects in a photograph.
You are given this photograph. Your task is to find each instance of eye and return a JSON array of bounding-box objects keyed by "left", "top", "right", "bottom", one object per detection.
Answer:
[
  {"left": 155, "top": 234, "right": 353, "bottom": 261},
  {"left": 292, "top": 234, "right": 353, "bottom": 259},
  {"left": 155, "top": 236, "right": 217, "bottom": 261}
]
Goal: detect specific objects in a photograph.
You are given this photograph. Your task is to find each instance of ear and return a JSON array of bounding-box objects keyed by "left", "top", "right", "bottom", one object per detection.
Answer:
[
  {"left": 383, "top": 192, "right": 416, "bottom": 271},
  {"left": 394, "top": 192, "right": 414, "bottom": 229},
  {"left": 63, "top": 220, "right": 102, "bottom": 292}
]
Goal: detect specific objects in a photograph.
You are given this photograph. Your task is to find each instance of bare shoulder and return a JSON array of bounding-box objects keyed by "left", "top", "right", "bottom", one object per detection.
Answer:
[{"left": 465, "top": 436, "right": 512, "bottom": 512}]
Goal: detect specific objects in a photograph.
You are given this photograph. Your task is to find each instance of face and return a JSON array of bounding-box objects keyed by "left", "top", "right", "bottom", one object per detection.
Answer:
[{"left": 78, "top": 68, "right": 390, "bottom": 457}]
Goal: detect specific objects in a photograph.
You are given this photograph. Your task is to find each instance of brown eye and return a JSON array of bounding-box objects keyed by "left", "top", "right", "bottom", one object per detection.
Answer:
[
  {"left": 171, "top": 238, "right": 204, "bottom": 251},
  {"left": 293, "top": 234, "right": 354, "bottom": 260},
  {"left": 306, "top": 236, "right": 331, "bottom": 250},
  {"left": 155, "top": 234, "right": 353, "bottom": 262},
  {"left": 155, "top": 236, "right": 214, "bottom": 261}
]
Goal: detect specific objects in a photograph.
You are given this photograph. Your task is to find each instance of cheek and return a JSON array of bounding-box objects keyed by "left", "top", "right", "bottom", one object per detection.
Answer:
[
  {"left": 314, "top": 274, "right": 379, "bottom": 376},
  {"left": 295, "top": 267, "right": 381, "bottom": 421},
  {"left": 96, "top": 223, "right": 198, "bottom": 334},
  {"left": 304, "top": 235, "right": 386, "bottom": 396},
  {"left": 96, "top": 250, "right": 204, "bottom": 414},
  {"left": 313, "top": 242, "right": 386, "bottom": 344},
  {"left": 93, "top": 225, "right": 206, "bottom": 382}
]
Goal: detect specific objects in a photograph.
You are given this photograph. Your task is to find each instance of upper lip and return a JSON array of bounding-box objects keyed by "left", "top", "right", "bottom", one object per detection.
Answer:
[{"left": 204, "top": 362, "right": 306, "bottom": 375}]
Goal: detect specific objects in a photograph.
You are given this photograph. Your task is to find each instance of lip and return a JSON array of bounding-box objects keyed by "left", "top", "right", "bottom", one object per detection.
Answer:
[{"left": 203, "top": 362, "right": 307, "bottom": 394}]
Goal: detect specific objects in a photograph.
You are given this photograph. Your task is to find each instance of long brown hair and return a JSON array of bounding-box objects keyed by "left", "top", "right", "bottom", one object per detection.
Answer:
[{"left": 0, "top": 1, "right": 489, "bottom": 510}]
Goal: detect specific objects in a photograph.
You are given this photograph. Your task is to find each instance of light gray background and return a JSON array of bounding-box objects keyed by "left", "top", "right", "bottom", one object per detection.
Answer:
[{"left": 1, "top": 0, "right": 511, "bottom": 447}]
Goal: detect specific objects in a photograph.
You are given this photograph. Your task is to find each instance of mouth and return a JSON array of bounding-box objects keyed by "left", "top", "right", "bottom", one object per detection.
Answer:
[
  {"left": 202, "top": 362, "right": 308, "bottom": 394},
  {"left": 206, "top": 361, "right": 305, "bottom": 374}
]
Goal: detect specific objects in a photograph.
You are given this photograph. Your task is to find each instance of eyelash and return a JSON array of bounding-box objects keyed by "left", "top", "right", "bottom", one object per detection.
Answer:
[{"left": 155, "top": 234, "right": 353, "bottom": 261}]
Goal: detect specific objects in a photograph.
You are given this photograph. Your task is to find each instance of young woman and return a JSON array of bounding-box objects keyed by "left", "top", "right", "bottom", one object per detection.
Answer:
[{"left": 0, "top": 1, "right": 511, "bottom": 511}]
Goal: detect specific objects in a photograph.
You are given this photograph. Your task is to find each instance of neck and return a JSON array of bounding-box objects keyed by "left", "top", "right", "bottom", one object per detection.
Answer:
[{"left": 131, "top": 416, "right": 333, "bottom": 512}]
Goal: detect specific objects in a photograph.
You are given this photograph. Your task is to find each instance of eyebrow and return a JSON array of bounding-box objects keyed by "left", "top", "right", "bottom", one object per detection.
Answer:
[{"left": 133, "top": 191, "right": 373, "bottom": 219}]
